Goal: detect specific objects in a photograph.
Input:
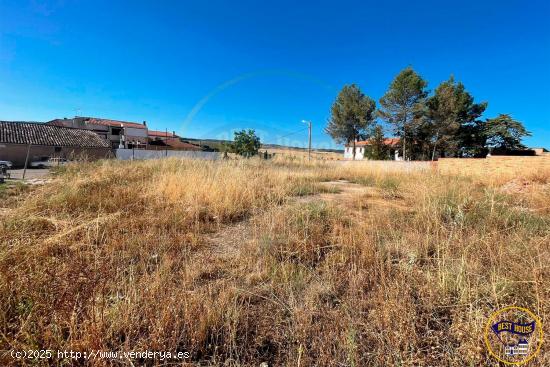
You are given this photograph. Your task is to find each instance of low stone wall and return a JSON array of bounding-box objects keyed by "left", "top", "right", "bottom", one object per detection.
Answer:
[
  {"left": 436, "top": 156, "right": 550, "bottom": 175},
  {"left": 115, "top": 149, "right": 220, "bottom": 161}
]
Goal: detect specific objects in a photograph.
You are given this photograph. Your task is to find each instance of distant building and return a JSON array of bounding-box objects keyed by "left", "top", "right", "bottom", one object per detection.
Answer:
[
  {"left": 0, "top": 121, "right": 111, "bottom": 166},
  {"left": 344, "top": 138, "right": 400, "bottom": 160},
  {"left": 48, "top": 117, "right": 148, "bottom": 149},
  {"left": 531, "top": 147, "right": 549, "bottom": 156}
]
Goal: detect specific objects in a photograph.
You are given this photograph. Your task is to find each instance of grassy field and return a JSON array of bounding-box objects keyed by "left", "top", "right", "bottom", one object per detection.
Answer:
[{"left": 0, "top": 157, "right": 549, "bottom": 366}]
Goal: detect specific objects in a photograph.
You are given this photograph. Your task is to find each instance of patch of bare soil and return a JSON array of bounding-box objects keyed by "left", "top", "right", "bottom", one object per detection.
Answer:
[
  {"left": 0, "top": 207, "right": 12, "bottom": 216},
  {"left": 203, "top": 220, "right": 257, "bottom": 260},
  {"left": 197, "top": 180, "right": 410, "bottom": 270},
  {"left": 184, "top": 219, "right": 258, "bottom": 292},
  {"left": 499, "top": 178, "right": 549, "bottom": 195},
  {"left": 297, "top": 180, "right": 409, "bottom": 219},
  {"left": 498, "top": 178, "right": 550, "bottom": 214}
]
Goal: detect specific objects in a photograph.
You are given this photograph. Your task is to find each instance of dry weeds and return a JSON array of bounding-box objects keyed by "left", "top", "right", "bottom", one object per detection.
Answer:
[{"left": 0, "top": 157, "right": 549, "bottom": 366}]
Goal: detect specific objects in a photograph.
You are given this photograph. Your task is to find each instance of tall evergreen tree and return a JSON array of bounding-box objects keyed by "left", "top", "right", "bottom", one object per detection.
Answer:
[
  {"left": 378, "top": 67, "right": 428, "bottom": 160},
  {"left": 427, "top": 76, "right": 487, "bottom": 159},
  {"left": 485, "top": 114, "right": 531, "bottom": 151},
  {"left": 366, "top": 124, "right": 389, "bottom": 160},
  {"left": 326, "top": 84, "right": 376, "bottom": 160},
  {"left": 459, "top": 120, "right": 488, "bottom": 157}
]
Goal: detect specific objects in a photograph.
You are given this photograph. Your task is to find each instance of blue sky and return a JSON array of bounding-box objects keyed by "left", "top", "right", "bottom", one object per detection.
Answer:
[{"left": 0, "top": 0, "right": 548, "bottom": 149}]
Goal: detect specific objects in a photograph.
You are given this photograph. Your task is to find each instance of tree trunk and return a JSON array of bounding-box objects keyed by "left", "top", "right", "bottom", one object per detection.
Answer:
[
  {"left": 352, "top": 138, "right": 356, "bottom": 160},
  {"left": 431, "top": 132, "right": 439, "bottom": 161},
  {"left": 403, "top": 135, "right": 407, "bottom": 161}
]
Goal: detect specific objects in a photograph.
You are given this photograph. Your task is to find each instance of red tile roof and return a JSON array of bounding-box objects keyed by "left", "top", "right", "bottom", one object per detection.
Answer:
[
  {"left": 0, "top": 121, "right": 111, "bottom": 148},
  {"left": 85, "top": 118, "right": 146, "bottom": 129},
  {"left": 346, "top": 138, "right": 400, "bottom": 147},
  {"left": 148, "top": 130, "right": 177, "bottom": 138}
]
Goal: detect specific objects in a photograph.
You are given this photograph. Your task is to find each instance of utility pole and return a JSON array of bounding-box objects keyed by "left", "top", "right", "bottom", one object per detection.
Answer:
[
  {"left": 302, "top": 120, "right": 312, "bottom": 161},
  {"left": 22, "top": 144, "right": 31, "bottom": 180}
]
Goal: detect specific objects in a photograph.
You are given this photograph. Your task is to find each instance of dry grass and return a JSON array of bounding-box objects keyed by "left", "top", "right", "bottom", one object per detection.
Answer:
[
  {"left": 264, "top": 148, "right": 343, "bottom": 161},
  {"left": 0, "top": 157, "right": 549, "bottom": 366}
]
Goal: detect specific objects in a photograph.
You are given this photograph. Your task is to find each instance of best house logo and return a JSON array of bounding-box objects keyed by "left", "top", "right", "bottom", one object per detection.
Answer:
[{"left": 484, "top": 306, "right": 543, "bottom": 365}]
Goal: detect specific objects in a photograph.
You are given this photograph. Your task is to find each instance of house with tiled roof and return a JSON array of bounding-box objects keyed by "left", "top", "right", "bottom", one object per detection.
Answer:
[
  {"left": 0, "top": 121, "right": 111, "bottom": 166},
  {"left": 344, "top": 138, "right": 401, "bottom": 160},
  {"left": 148, "top": 130, "right": 175, "bottom": 138},
  {"left": 48, "top": 117, "right": 149, "bottom": 149}
]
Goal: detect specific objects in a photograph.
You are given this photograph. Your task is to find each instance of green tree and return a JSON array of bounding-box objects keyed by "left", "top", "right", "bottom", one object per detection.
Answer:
[
  {"left": 378, "top": 67, "right": 428, "bottom": 161},
  {"left": 426, "top": 76, "right": 487, "bottom": 159},
  {"left": 232, "top": 129, "right": 261, "bottom": 157},
  {"left": 220, "top": 141, "right": 234, "bottom": 159},
  {"left": 458, "top": 120, "right": 488, "bottom": 157},
  {"left": 485, "top": 114, "right": 531, "bottom": 151},
  {"left": 326, "top": 84, "right": 376, "bottom": 160},
  {"left": 365, "top": 124, "right": 389, "bottom": 160}
]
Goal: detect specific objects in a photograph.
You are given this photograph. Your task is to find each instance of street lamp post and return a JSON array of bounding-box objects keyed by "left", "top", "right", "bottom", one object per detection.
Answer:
[{"left": 301, "top": 120, "right": 312, "bottom": 161}]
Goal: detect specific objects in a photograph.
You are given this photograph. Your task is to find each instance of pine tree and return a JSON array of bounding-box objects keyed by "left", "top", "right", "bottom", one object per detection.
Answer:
[
  {"left": 366, "top": 125, "right": 389, "bottom": 160},
  {"left": 378, "top": 67, "right": 428, "bottom": 160},
  {"left": 426, "top": 76, "right": 487, "bottom": 159},
  {"left": 326, "top": 84, "right": 376, "bottom": 160},
  {"left": 485, "top": 114, "right": 531, "bottom": 152}
]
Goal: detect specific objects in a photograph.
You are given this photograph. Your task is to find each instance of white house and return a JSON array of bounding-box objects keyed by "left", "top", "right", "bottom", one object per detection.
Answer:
[
  {"left": 344, "top": 138, "right": 401, "bottom": 160},
  {"left": 343, "top": 144, "right": 367, "bottom": 160},
  {"left": 505, "top": 339, "right": 529, "bottom": 356}
]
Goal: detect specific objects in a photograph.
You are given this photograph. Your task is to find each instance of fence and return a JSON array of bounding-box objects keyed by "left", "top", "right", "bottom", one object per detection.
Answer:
[{"left": 115, "top": 149, "right": 220, "bottom": 161}]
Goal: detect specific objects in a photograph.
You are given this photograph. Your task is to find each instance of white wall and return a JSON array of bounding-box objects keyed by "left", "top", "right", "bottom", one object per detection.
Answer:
[
  {"left": 343, "top": 146, "right": 365, "bottom": 160},
  {"left": 124, "top": 127, "right": 148, "bottom": 138},
  {"left": 344, "top": 146, "right": 404, "bottom": 161}
]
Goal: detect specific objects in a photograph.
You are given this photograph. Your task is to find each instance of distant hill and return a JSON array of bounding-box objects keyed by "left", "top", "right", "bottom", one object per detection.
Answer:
[{"left": 180, "top": 138, "right": 230, "bottom": 152}]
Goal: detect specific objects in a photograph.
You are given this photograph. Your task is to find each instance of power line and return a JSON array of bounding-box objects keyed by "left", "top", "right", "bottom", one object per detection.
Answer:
[{"left": 277, "top": 126, "right": 309, "bottom": 139}]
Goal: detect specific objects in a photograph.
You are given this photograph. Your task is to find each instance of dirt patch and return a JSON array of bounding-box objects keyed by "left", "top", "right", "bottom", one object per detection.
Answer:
[
  {"left": 0, "top": 207, "right": 12, "bottom": 216},
  {"left": 201, "top": 181, "right": 370, "bottom": 260},
  {"left": 297, "top": 180, "right": 409, "bottom": 219},
  {"left": 499, "top": 178, "right": 550, "bottom": 195},
  {"left": 204, "top": 220, "right": 257, "bottom": 260},
  {"left": 197, "top": 180, "right": 410, "bottom": 270}
]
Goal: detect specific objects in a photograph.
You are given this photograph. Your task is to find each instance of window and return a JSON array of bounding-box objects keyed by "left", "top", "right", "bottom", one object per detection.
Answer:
[{"left": 54, "top": 146, "right": 62, "bottom": 152}]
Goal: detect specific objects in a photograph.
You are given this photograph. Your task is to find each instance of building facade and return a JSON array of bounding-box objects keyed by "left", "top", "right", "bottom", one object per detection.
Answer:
[
  {"left": 344, "top": 138, "right": 401, "bottom": 160},
  {"left": 48, "top": 118, "right": 203, "bottom": 152},
  {"left": 0, "top": 121, "right": 111, "bottom": 167},
  {"left": 48, "top": 117, "right": 148, "bottom": 149}
]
